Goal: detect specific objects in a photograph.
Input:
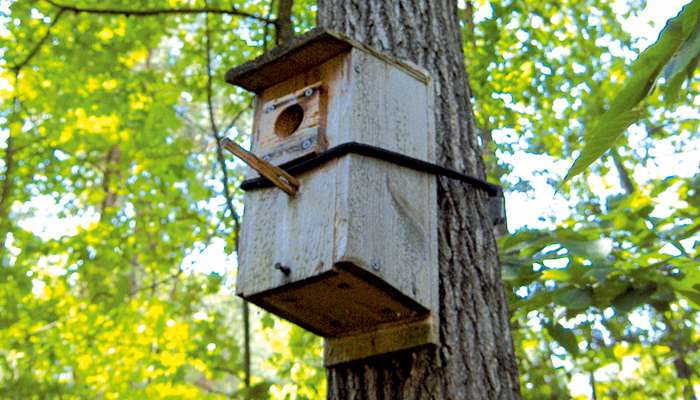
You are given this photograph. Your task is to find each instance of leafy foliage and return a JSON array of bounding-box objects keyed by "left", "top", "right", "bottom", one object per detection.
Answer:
[
  {"left": 0, "top": 0, "right": 322, "bottom": 398},
  {"left": 1, "top": 0, "right": 698, "bottom": 399},
  {"left": 564, "top": 0, "right": 700, "bottom": 181}
]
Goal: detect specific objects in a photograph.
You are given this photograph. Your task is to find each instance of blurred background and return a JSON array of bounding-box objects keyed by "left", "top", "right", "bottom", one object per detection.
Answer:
[{"left": 0, "top": 0, "right": 698, "bottom": 398}]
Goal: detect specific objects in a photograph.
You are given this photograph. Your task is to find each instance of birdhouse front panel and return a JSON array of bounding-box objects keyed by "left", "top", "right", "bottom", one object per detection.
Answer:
[
  {"left": 227, "top": 29, "right": 438, "bottom": 363},
  {"left": 252, "top": 81, "right": 324, "bottom": 167}
]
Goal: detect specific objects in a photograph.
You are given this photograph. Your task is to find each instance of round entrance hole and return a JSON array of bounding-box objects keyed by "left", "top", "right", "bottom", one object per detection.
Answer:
[{"left": 274, "top": 104, "right": 304, "bottom": 137}]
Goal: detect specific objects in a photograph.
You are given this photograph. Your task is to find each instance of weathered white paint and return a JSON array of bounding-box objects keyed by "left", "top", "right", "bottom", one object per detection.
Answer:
[{"left": 235, "top": 40, "right": 438, "bottom": 361}]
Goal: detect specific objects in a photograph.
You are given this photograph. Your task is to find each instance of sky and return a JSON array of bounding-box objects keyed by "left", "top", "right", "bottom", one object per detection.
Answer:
[
  {"left": 4, "top": 0, "right": 697, "bottom": 396},
  {"left": 501, "top": 0, "right": 699, "bottom": 231}
]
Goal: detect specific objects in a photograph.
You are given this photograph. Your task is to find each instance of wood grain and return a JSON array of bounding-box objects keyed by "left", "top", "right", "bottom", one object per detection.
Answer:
[
  {"left": 324, "top": 315, "right": 438, "bottom": 367},
  {"left": 220, "top": 137, "right": 299, "bottom": 196},
  {"left": 233, "top": 31, "right": 440, "bottom": 364},
  {"left": 225, "top": 28, "right": 430, "bottom": 93}
]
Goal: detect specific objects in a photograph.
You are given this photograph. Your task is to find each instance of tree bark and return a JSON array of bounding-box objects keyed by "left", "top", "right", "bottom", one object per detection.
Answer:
[
  {"left": 317, "top": 1, "right": 520, "bottom": 398},
  {"left": 0, "top": 130, "right": 14, "bottom": 260},
  {"left": 276, "top": 0, "right": 294, "bottom": 45}
]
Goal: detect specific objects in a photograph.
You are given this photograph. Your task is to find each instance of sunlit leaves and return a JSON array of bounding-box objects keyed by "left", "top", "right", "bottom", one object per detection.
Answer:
[
  {"left": 2, "top": 0, "right": 699, "bottom": 398},
  {"left": 546, "top": 322, "right": 580, "bottom": 356},
  {"left": 0, "top": 0, "right": 306, "bottom": 398}
]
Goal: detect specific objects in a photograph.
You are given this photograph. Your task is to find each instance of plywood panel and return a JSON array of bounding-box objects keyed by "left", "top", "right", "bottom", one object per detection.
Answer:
[{"left": 330, "top": 49, "right": 433, "bottom": 161}]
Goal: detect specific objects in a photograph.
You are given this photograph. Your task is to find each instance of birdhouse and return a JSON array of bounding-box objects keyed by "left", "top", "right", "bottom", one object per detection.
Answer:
[{"left": 225, "top": 29, "right": 438, "bottom": 366}]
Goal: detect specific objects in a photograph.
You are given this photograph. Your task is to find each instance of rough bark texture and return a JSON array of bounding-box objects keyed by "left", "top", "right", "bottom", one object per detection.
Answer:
[
  {"left": 317, "top": 1, "right": 521, "bottom": 399},
  {"left": 276, "top": 0, "right": 295, "bottom": 44}
]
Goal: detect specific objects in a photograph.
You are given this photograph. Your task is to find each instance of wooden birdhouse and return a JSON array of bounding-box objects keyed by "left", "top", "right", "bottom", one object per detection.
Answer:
[{"left": 225, "top": 29, "right": 438, "bottom": 366}]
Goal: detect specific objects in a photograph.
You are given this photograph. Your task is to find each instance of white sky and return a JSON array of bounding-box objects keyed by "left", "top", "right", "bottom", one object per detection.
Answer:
[
  {"left": 5, "top": 0, "right": 697, "bottom": 397},
  {"left": 503, "top": 0, "right": 698, "bottom": 232}
]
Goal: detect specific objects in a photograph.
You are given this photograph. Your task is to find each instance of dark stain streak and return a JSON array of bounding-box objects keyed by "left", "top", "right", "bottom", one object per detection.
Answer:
[{"left": 386, "top": 174, "right": 426, "bottom": 249}]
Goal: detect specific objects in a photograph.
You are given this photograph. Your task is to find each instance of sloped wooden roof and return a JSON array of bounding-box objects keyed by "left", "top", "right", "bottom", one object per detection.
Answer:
[{"left": 225, "top": 28, "right": 429, "bottom": 93}]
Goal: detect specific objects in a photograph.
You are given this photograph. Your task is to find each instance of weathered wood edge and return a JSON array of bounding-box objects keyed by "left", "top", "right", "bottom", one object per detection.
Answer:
[
  {"left": 225, "top": 28, "right": 431, "bottom": 92},
  {"left": 239, "top": 269, "right": 341, "bottom": 337},
  {"left": 323, "top": 314, "right": 438, "bottom": 367},
  {"left": 220, "top": 137, "right": 299, "bottom": 196}
]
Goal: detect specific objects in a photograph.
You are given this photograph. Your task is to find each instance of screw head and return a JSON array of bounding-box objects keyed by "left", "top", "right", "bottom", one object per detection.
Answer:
[
  {"left": 274, "top": 262, "right": 291, "bottom": 275},
  {"left": 301, "top": 139, "right": 312, "bottom": 150},
  {"left": 371, "top": 262, "right": 380, "bottom": 271},
  {"left": 264, "top": 104, "right": 275, "bottom": 113},
  {"left": 262, "top": 155, "right": 272, "bottom": 161},
  {"left": 304, "top": 88, "right": 314, "bottom": 97}
]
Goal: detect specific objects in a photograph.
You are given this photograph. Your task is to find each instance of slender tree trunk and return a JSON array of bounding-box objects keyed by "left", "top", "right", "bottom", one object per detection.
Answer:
[
  {"left": 276, "top": 0, "right": 294, "bottom": 44},
  {"left": 99, "top": 144, "right": 121, "bottom": 220},
  {"left": 0, "top": 73, "right": 19, "bottom": 262},
  {"left": 0, "top": 132, "right": 13, "bottom": 261},
  {"left": 317, "top": 1, "right": 520, "bottom": 398}
]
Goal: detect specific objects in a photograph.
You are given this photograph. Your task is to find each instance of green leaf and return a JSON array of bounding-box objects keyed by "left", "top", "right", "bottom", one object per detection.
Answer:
[
  {"left": 236, "top": 382, "right": 272, "bottom": 399},
  {"left": 559, "top": 238, "right": 611, "bottom": 262},
  {"left": 261, "top": 312, "right": 276, "bottom": 329},
  {"left": 553, "top": 287, "right": 593, "bottom": 310},
  {"left": 542, "top": 269, "right": 571, "bottom": 282},
  {"left": 663, "top": 12, "right": 700, "bottom": 101},
  {"left": 546, "top": 322, "right": 579, "bottom": 356},
  {"left": 612, "top": 287, "right": 654, "bottom": 314},
  {"left": 663, "top": 2, "right": 700, "bottom": 81},
  {"left": 564, "top": 109, "right": 641, "bottom": 182},
  {"left": 584, "top": 265, "right": 614, "bottom": 282},
  {"left": 677, "top": 290, "right": 700, "bottom": 309},
  {"left": 563, "top": 0, "right": 700, "bottom": 182}
]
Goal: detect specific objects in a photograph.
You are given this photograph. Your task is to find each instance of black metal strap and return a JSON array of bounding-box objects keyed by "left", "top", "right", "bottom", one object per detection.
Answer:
[{"left": 240, "top": 142, "right": 502, "bottom": 197}]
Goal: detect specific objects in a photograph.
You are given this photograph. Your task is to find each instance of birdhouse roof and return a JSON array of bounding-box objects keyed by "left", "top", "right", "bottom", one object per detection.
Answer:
[{"left": 225, "top": 28, "right": 430, "bottom": 93}]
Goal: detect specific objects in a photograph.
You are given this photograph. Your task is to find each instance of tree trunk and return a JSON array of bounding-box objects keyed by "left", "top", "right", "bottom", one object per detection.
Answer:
[
  {"left": 317, "top": 1, "right": 520, "bottom": 398},
  {"left": 276, "top": 0, "right": 294, "bottom": 44}
]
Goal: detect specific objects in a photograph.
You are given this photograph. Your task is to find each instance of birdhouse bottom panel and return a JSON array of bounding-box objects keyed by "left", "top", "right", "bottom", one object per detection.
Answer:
[{"left": 244, "top": 261, "right": 430, "bottom": 337}]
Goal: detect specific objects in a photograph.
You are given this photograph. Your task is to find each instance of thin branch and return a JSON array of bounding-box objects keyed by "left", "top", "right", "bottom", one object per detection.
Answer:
[
  {"left": 204, "top": 10, "right": 250, "bottom": 391},
  {"left": 205, "top": 12, "right": 240, "bottom": 229},
  {"left": 44, "top": 0, "right": 273, "bottom": 23},
  {"left": 193, "top": 379, "right": 233, "bottom": 397},
  {"left": 129, "top": 269, "right": 183, "bottom": 297},
  {"left": 262, "top": 0, "right": 275, "bottom": 52},
  {"left": 221, "top": 105, "right": 251, "bottom": 135},
  {"left": 463, "top": 0, "right": 475, "bottom": 39},
  {"left": 99, "top": 144, "right": 121, "bottom": 221},
  {"left": 212, "top": 365, "right": 239, "bottom": 375},
  {"left": 10, "top": 8, "right": 65, "bottom": 72},
  {"left": 609, "top": 150, "right": 692, "bottom": 255},
  {"left": 0, "top": 71, "right": 20, "bottom": 260}
]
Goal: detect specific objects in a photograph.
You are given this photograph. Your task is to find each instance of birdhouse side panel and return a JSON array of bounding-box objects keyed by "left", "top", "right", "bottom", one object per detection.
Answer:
[
  {"left": 328, "top": 49, "right": 434, "bottom": 162},
  {"left": 333, "top": 155, "right": 438, "bottom": 312}
]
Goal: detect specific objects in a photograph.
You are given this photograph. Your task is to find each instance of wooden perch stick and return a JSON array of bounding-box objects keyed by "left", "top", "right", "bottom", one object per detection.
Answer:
[{"left": 220, "top": 137, "right": 300, "bottom": 196}]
